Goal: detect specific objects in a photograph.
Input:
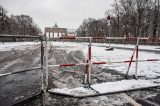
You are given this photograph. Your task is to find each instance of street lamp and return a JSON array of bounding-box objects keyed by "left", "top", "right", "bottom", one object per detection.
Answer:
[
  {"left": 107, "top": 15, "right": 111, "bottom": 26},
  {"left": 105, "top": 15, "right": 114, "bottom": 50}
]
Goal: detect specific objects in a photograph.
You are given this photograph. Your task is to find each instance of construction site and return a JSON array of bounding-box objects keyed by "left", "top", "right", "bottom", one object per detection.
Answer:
[
  {"left": 0, "top": 33, "right": 160, "bottom": 106},
  {"left": 1, "top": 0, "right": 160, "bottom": 106}
]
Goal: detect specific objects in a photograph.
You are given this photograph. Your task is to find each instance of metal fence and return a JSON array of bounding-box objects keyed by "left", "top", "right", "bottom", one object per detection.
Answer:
[{"left": 0, "top": 35, "right": 160, "bottom": 105}]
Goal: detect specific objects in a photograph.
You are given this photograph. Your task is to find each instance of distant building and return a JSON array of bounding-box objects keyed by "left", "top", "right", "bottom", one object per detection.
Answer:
[
  {"left": 67, "top": 29, "right": 76, "bottom": 37},
  {"left": 44, "top": 27, "right": 67, "bottom": 38}
]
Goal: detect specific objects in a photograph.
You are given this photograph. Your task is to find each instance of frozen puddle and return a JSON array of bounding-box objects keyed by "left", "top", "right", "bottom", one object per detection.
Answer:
[{"left": 49, "top": 79, "right": 160, "bottom": 97}]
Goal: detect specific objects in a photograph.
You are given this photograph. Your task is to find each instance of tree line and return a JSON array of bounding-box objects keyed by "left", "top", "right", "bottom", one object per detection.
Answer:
[
  {"left": 77, "top": 0, "right": 160, "bottom": 41},
  {"left": 0, "top": 6, "right": 42, "bottom": 36}
]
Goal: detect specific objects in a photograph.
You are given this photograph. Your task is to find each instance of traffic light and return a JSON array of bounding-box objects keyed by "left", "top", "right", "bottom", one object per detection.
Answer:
[
  {"left": 0, "top": 8, "right": 2, "bottom": 15},
  {"left": 0, "top": 8, "right": 4, "bottom": 20},
  {"left": 107, "top": 15, "right": 111, "bottom": 20}
]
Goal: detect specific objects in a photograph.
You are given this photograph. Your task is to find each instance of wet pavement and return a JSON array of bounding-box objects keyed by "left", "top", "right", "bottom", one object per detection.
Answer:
[{"left": 0, "top": 46, "right": 41, "bottom": 106}]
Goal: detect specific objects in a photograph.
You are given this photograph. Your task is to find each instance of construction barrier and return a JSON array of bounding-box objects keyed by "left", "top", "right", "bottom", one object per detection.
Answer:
[
  {"left": 49, "top": 36, "right": 160, "bottom": 45},
  {"left": 48, "top": 59, "right": 160, "bottom": 67},
  {"left": 1, "top": 35, "right": 159, "bottom": 105},
  {"left": 49, "top": 36, "right": 149, "bottom": 40},
  {"left": 0, "top": 67, "right": 42, "bottom": 77},
  {"left": 0, "top": 36, "right": 45, "bottom": 105},
  {"left": 0, "top": 34, "right": 40, "bottom": 42},
  {"left": 46, "top": 37, "right": 160, "bottom": 85}
]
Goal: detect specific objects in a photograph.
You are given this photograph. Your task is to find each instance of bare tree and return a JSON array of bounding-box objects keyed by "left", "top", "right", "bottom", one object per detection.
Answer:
[{"left": 0, "top": 6, "right": 42, "bottom": 36}]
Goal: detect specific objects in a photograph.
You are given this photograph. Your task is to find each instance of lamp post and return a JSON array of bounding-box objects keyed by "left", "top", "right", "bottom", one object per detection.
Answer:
[
  {"left": 105, "top": 15, "right": 114, "bottom": 50},
  {"left": 107, "top": 15, "right": 111, "bottom": 47}
]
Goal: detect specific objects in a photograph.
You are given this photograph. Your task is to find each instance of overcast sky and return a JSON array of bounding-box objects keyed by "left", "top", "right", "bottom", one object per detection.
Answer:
[{"left": 1, "top": 0, "right": 114, "bottom": 31}]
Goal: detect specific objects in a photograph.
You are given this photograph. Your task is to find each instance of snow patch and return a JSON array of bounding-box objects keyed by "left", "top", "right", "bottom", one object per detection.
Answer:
[
  {"left": 49, "top": 79, "right": 160, "bottom": 96},
  {"left": 0, "top": 42, "right": 40, "bottom": 51},
  {"left": 49, "top": 87, "right": 96, "bottom": 96},
  {"left": 91, "top": 79, "right": 159, "bottom": 93},
  {"left": 51, "top": 42, "right": 160, "bottom": 78}
]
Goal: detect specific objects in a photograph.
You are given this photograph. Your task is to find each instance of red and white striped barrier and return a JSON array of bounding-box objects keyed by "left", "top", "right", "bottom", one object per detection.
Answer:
[
  {"left": 86, "top": 38, "right": 92, "bottom": 84},
  {"left": 48, "top": 36, "right": 149, "bottom": 40},
  {"left": 93, "top": 59, "right": 160, "bottom": 64},
  {"left": 125, "top": 45, "right": 137, "bottom": 76},
  {"left": 48, "top": 59, "right": 160, "bottom": 67},
  {"left": 45, "top": 37, "right": 159, "bottom": 86}
]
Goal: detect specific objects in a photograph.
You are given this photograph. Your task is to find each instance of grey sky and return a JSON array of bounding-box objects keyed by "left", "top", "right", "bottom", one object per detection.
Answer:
[{"left": 1, "top": 0, "right": 114, "bottom": 31}]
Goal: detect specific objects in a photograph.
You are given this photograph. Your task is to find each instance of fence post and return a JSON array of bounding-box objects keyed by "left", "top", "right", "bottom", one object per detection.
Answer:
[
  {"left": 88, "top": 38, "right": 92, "bottom": 85},
  {"left": 125, "top": 43, "right": 137, "bottom": 78},
  {"left": 45, "top": 36, "right": 48, "bottom": 89},
  {"left": 135, "top": 38, "right": 139, "bottom": 79},
  {"left": 39, "top": 35, "right": 46, "bottom": 106},
  {"left": 125, "top": 38, "right": 139, "bottom": 79},
  {"left": 40, "top": 36, "right": 44, "bottom": 68},
  {"left": 84, "top": 59, "right": 88, "bottom": 84}
]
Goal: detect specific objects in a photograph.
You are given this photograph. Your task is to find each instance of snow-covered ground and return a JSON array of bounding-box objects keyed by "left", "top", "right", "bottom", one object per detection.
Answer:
[
  {"left": 0, "top": 42, "right": 40, "bottom": 51},
  {"left": 50, "top": 41, "right": 160, "bottom": 96},
  {"left": 0, "top": 41, "right": 160, "bottom": 105},
  {"left": 92, "top": 43, "right": 160, "bottom": 51},
  {"left": 1, "top": 41, "right": 159, "bottom": 78},
  {"left": 91, "top": 46, "right": 160, "bottom": 78},
  {"left": 49, "top": 79, "right": 160, "bottom": 96},
  {"left": 51, "top": 42, "right": 160, "bottom": 79}
]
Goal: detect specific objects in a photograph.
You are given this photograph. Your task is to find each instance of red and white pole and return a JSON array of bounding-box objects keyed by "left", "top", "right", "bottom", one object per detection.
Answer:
[
  {"left": 88, "top": 38, "right": 92, "bottom": 85},
  {"left": 125, "top": 38, "right": 140, "bottom": 79},
  {"left": 47, "top": 59, "right": 160, "bottom": 68},
  {"left": 84, "top": 38, "right": 92, "bottom": 84},
  {"left": 125, "top": 45, "right": 136, "bottom": 77},
  {"left": 135, "top": 38, "right": 139, "bottom": 79},
  {"left": 84, "top": 59, "right": 88, "bottom": 84}
]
